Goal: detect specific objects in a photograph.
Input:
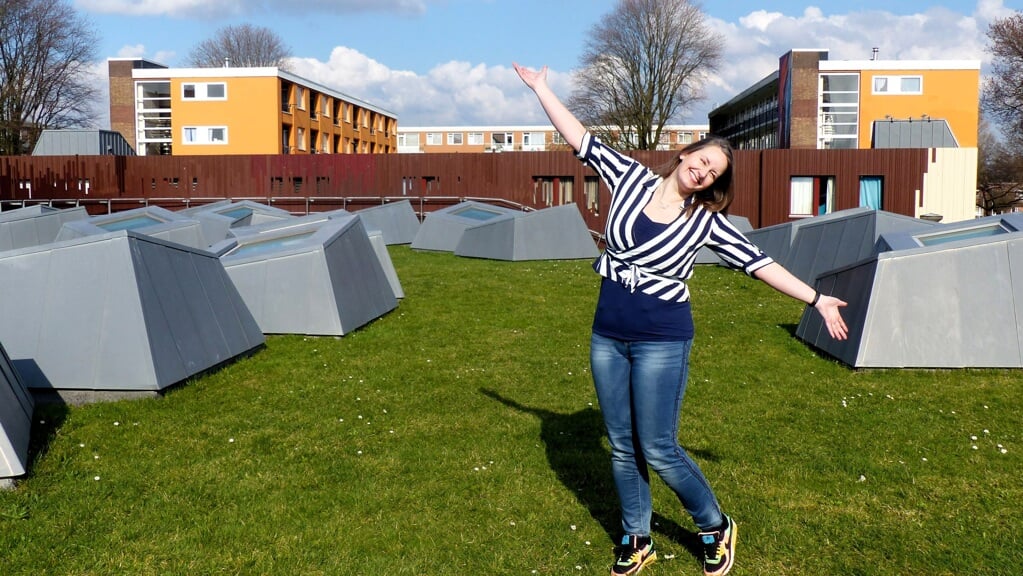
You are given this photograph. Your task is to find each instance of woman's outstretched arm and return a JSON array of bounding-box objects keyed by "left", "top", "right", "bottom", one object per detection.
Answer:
[
  {"left": 754, "top": 262, "right": 849, "bottom": 340},
  {"left": 513, "top": 62, "right": 586, "bottom": 152}
]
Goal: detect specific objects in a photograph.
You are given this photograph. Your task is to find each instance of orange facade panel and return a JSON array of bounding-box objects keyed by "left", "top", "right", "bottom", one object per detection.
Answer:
[{"left": 857, "top": 68, "right": 980, "bottom": 148}]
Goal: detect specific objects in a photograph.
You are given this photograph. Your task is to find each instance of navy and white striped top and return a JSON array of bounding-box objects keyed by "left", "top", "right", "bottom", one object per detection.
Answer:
[{"left": 578, "top": 133, "right": 773, "bottom": 304}]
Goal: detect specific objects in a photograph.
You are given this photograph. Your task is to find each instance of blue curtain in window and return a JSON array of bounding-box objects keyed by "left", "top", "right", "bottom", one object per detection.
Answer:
[{"left": 859, "top": 176, "right": 883, "bottom": 210}]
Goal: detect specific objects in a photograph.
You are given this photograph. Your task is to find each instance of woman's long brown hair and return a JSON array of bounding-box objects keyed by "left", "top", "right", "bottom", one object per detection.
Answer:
[{"left": 653, "top": 136, "right": 735, "bottom": 215}]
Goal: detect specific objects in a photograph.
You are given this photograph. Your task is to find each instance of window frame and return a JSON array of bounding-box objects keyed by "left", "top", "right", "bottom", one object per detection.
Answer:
[
  {"left": 872, "top": 75, "right": 923, "bottom": 95},
  {"left": 180, "top": 82, "right": 227, "bottom": 101},
  {"left": 181, "top": 125, "right": 229, "bottom": 145}
]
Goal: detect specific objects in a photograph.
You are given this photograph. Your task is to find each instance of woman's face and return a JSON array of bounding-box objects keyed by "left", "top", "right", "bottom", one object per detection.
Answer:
[{"left": 675, "top": 146, "right": 729, "bottom": 194}]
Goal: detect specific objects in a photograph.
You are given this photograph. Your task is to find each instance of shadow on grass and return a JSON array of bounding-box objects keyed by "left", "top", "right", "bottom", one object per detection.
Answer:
[
  {"left": 480, "top": 388, "right": 704, "bottom": 562},
  {"left": 25, "top": 401, "right": 71, "bottom": 477}
]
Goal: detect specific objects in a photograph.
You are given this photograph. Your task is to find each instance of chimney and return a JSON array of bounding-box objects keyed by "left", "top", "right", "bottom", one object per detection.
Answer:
[{"left": 871, "top": 47, "right": 879, "bottom": 61}]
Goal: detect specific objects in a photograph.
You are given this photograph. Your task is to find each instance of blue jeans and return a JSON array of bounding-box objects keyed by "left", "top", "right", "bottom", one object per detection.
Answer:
[{"left": 590, "top": 332, "right": 724, "bottom": 536}]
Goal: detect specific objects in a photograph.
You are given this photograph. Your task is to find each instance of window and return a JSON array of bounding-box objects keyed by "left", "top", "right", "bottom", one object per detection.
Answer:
[
  {"left": 534, "top": 177, "right": 574, "bottom": 206},
  {"left": 790, "top": 177, "right": 814, "bottom": 216},
  {"left": 859, "top": 176, "right": 884, "bottom": 210},
  {"left": 297, "top": 127, "right": 306, "bottom": 150},
  {"left": 491, "top": 132, "right": 513, "bottom": 150},
  {"left": 790, "top": 176, "right": 835, "bottom": 217},
  {"left": 398, "top": 133, "right": 420, "bottom": 147},
  {"left": 678, "top": 132, "right": 693, "bottom": 145},
  {"left": 322, "top": 133, "right": 330, "bottom": 153},
  {"left": 468, "top": 132, "right": 484, "bottom": 145},
  {"left": 136, "top": 81, "right": 172, "bottom": 156},
  {"left": 181, "top": 82, "right": 227, "bottom": 101},
  {"left": 296, "top": 87, "right": 305, "bottom": 110},
  {"left": 585, "top": 176, "right": 600, "bottom": 214},
  {"left": 181, "top": 126, "right": 228, "bottom": 145},
  {"left": 447, "top": 132, "right": 463, "bottom": 145},
  {"left": 872, "top": 75, "right": 923, "bottom": 95},
  {"left": 522, "top": 132, "right": 546, "bottom": 150},
  {"left": 818, "top": 73, "right": 859, "bottom": 149},
  {"left": 426, "top": 133, "right": 443, "bottom": 145}
]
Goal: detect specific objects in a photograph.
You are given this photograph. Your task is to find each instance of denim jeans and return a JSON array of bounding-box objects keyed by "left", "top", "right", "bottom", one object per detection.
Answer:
[{"left": 590, "top": 332, "right": 724, "bottom": 536}]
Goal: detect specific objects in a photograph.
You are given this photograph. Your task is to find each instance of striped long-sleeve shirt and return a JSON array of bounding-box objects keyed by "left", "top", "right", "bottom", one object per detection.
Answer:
[{"left": 579, "top": 133, "right": 773, "bottom": 303}]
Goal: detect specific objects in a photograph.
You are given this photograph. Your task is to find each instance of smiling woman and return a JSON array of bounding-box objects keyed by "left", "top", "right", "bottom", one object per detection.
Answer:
[{"left": 514, "top": 59, "right": 849, "bottom": 576}]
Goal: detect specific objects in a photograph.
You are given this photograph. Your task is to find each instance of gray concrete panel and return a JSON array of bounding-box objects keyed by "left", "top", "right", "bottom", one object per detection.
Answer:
[
  {"left": 132, "top": 239, "right": 265, "bottom": 387},
  {"left": 0, "top": 206, "right": 88, "bottom": 252},
  {"left": 229, "top": 212, "right": 403, "bottom": 299},
  {"left": 353, "top": 200, "right": 421, "bottom": 245},
  {"left": 190, "top": 201, "right": 293, "bottom": 245},
  {"left": 214, "top": 217, "right": 397, "bottom": 335},
  {"left": 56, "top": 206, "right": 208, "bottom": 249},
  {"left": 1010, "top": 237, "right": 1023, "bottom": 363},
  {"left": 324, "top": 221, "right": 400, "bottom": 333},
  {"left": 1, "top": 341, "right": 33, "bottom": 479},
  {"left": 0, "top": 232, "right": 264, "bottom": 391},
  {"left": 456, "top": 205, "right": 598, "bottom": 261},
  {"left": 745, "top": 223, "right": 795, "bottom": 267},
  {"left": 412, "top": 201, "right": 520, "bottom": 252},
  {"left": 367, "top": 230, "right": 404, "bottom": 298},
  {"left": 456, "top": 218, "right": 516, "bottom": 260},
  {"left": 799, "top": 227, "right": 1023, "bottom": 368},
  {"left": 797, "top": 257, "right": 877, "bottom": 366}
]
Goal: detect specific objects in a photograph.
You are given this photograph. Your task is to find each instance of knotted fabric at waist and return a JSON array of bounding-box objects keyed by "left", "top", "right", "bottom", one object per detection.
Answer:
[{"left": 599, "top": 252, "right": 685, "bottom": 296}]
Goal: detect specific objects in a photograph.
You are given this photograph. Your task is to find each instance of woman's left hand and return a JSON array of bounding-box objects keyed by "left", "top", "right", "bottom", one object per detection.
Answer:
[{"left": 815, "top": 295, "right": 849, "bottom": 340}]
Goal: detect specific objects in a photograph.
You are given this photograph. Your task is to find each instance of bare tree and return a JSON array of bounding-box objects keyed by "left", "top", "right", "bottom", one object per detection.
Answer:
[
  {"left": 977, "top": 117, "right": 1023, "bottom": 215},
  {"left": 0, "top": 0, "right": 99, "bottom": 155},
  {"left": 567, "top": 0, "right": 722, "bottom": 150},
  {"left": 188, "top": 24, "right": 293, "bottom": 69},
  {"left": 982, "top": 11, "right": 1023, "bottom": 148}
]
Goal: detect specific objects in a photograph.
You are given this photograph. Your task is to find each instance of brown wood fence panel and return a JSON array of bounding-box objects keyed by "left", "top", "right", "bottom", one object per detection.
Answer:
[{"left": 1, "top": 148, "right": 932, "bottom": 230}]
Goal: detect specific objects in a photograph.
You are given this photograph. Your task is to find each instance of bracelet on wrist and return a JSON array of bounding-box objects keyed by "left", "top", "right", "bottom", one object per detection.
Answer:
[{"left": 810, "top": 290, "right": 821, "bottom": 306}]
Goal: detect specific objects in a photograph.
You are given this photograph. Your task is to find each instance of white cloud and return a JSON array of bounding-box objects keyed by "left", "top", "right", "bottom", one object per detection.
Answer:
[
  {"left": 288, "top": 48, "right": 576, "bottom": 126},
  {"left": 76, "top": 0, "right": 231, "bottom": 17},
  {"left": 76, "top": 0, "right": 429, "bottom": 18}
]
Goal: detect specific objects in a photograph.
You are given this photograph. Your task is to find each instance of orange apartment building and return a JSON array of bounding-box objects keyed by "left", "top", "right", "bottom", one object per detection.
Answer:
[
  {"left": 396, "top": 125, "right": 709, "bottom": 153},
  {"left": 709, "top": 49, "right": 981, "bottom": 150},
  {"left": 108, "top": 58, "right": 397, "bottom": 156}
]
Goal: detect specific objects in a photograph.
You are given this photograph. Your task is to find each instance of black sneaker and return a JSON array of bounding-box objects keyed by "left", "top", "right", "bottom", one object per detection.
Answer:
[
  {"left": 698, "top": 515, "right": 737, "bottom": 576},
  {"left": 611, "top": 534, "right": 656, "bottom": 575}
]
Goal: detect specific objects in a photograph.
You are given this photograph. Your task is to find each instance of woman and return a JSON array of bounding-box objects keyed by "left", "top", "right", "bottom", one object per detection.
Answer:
[{"left": 513, "top": 63, "right": 849, "bottom": 576}]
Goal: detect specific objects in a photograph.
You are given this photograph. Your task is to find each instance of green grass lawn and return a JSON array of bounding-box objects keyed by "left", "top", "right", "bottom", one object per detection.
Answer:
[{"left": 1, "top": 247, "right": 1020, "bottom": 575}]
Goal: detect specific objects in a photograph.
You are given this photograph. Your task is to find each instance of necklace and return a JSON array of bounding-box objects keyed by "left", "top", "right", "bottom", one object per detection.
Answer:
[{"left": 656, "top": 186, "right": 693, "bottom": 211}]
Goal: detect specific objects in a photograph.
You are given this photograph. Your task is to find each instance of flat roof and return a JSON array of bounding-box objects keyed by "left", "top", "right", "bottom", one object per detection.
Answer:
[{"left": 819, "top": 59, "right": 981, "bottom": 71}]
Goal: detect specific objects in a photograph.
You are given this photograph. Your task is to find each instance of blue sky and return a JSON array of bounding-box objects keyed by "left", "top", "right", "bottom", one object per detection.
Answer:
[{"left": 75, "top": 0, "right": 1016, "bottom": 127}]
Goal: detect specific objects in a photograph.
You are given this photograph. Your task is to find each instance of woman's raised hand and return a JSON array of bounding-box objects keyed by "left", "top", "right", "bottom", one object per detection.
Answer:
[{"left": 513, "top": 63, "right": 548, "bottom": 91}]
